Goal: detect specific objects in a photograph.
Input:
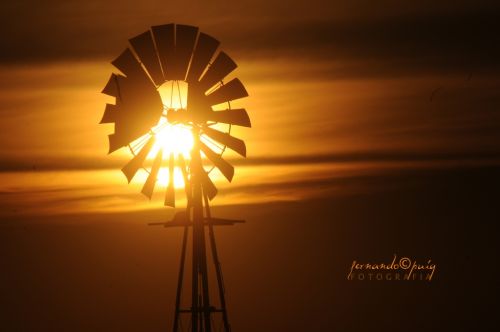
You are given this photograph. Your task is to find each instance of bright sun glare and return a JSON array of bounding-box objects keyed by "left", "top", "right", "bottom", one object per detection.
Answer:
[
  {"left": 148, "top": 81, "right": 193, "bottom": 187},
  {"left": 152, "top": 117, "right": 194, "bottom": 157}
]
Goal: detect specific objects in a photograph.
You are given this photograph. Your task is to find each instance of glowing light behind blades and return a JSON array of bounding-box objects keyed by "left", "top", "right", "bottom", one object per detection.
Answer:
[
  {"left": 149, "top": 117, "right": 193, "bottom": 160},
  {"left": 149, "top": 80, "right": 192, "bottom": 188}
]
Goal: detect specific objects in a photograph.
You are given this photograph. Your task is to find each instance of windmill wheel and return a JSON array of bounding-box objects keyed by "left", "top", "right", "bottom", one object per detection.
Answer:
[{"left": 100, "top": 23, "right": 251, "bottom": 207}]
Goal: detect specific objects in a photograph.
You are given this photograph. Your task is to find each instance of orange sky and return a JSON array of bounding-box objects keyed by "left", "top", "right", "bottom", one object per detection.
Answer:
[
  {"left": 1, "top": 0, "right": 500, "bottom": 217},
  {"left": 1, "top": 3, "right": 500, "bottom": 332}
]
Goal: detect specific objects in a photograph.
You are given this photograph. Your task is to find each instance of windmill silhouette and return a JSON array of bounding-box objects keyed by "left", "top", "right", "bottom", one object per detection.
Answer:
[{"left": 100, "top": 23, "right": 250, "bottom": 332}]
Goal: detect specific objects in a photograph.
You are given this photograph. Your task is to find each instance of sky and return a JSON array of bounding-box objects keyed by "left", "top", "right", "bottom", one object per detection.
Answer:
[
  {"left": 1, "top": 0, "right": 500, "bottom": 216},
  {"left": 1, "top": 1, "right": 500, "bottom": 331}
]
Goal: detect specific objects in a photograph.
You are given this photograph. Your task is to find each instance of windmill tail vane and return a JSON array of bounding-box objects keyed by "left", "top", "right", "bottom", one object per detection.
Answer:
[{"left": 100, "top": 23, "right": 251, "bottom": 331}]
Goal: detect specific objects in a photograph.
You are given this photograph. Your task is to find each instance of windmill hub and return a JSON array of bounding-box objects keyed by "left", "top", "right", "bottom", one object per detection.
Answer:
[{"left": 166, "top": 108, "right": 189, "bottom": 124}]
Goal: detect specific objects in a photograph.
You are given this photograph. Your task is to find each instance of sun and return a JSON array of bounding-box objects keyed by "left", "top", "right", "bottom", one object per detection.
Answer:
[
  {"left": 151, "top": 117, "right": 194, "bottom": 158},
  {"left": 147, "top": 80, "right": 193, "bottom": 187},
  {"left": 149, "top": 120, "right": 193, "bottom": 186}
]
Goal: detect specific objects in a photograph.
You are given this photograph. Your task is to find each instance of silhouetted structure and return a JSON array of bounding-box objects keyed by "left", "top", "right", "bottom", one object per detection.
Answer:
[{"left": 100, "top": 23, "right": 250, "bottom": 332}]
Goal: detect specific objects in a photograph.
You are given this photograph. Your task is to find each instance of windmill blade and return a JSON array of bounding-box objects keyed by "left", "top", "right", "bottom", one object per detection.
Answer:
[
  {"left": 103, "top": 46, "right": 164, "bottom": 154},
  {"left": 102, "top": 74, "right": 121, "bottom": 97},
  {"left": 186, "top": 32, "right": 219, "bottom": 83},
  {"left": 129, "top": 31, "right": 164, "bottom": 86},
  {"left": 151, "top": 24, "right": 175, "bottom": 80},
  {"left": 199, "top": 166, "right": 218, "bottom": 200},
  {"left": 177, "top": 154, "right": 191, "bottom": 203},
  {"left": 165, "top": 152, "right": 175, "bottom": 207},
  {"left": 200, "top": 142, "right": 234, "bottom": 182},
  {"left": 198, "top": 52, "right": 236, "bottom": 92},
  {"left": 108, "top": 133, "right": 122, "bottom": 154},
  {"left": 141, "top": 149, "right": 163, "bottom": 199},
  {"left": 112, "top": 48, "right": 151, "bottom": 84},
  {"left": 173, "top": 24, "right": 198, "bottom": 80},
  {"left": 202, "top": 127, "right": 246, "bottom": 157},
  {"left": 206, "top": 108, "right": 251, "bottom": 127},
  {"left": 206, "top": 78, "right": 248, "bottom": 106},
  {"left": 100, "top": 104, "right": 117, "bottom": 124},
  {"left": 105, "top": 73, "right": 163, "bottom": 153},
  {"left": 121, "top": 136, "right": 155, "bottom": 182}
]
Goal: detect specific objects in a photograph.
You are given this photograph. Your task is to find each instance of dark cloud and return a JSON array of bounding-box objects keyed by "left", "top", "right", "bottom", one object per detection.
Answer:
[
  {"left": 219, "top": 163, "right": 500, "bottom": 202},
  {"left": 0, "top": 154, "right": 120, "bottom": 172},
  {"left": 230, "top": 11, "right": 500, "bottom": 66},
  {"left": 1, "top": 151, "right": 500, "bottom": 172},
  {"left": 1, "top": 1, "right": 499, "bottom": 76},
  {"left": 234, "top": 151, "right": 500, "bottom": 166}
]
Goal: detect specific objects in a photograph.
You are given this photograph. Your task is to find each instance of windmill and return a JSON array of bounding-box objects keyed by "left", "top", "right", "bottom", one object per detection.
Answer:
[{"left": 100, "top": 23, "right": 250, "bottom": 332}]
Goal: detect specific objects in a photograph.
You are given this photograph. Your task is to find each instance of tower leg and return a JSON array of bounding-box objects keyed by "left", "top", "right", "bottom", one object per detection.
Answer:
[
  {"left": 173, "top": 225, "right": 188, "bottom": 332},
  {"left": 204, "top": 195, "right": 231, "bottom": 332},
  {"left": 208, "top": 224, "right": 231, "bottom": 331},
  {"left": 191, "top": 205, "right": 199, "bottom": 331}
]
